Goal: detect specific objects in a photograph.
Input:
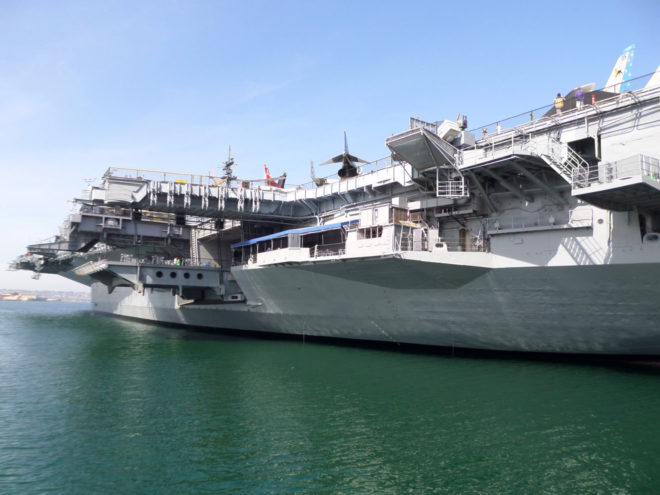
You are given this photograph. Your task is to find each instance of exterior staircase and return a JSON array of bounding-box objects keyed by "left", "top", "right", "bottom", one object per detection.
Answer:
[{"left": 533, "top": 136, "right": 592, "bottom": 187}]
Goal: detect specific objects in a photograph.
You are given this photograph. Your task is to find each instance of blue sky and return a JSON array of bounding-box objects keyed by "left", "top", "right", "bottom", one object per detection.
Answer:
[{"left": 2, "top": 0, "right": 660, "bottom": 291}]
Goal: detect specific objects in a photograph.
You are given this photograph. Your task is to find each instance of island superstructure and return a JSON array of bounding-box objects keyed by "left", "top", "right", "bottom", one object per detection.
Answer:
[{"left": 12, "top": 60, "right": 660, "bottom": 355}]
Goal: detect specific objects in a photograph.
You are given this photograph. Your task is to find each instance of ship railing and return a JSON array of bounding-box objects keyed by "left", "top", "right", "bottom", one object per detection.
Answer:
[
  {"left": 25, "top": 236, "right": 70, "bottom": 255},
  {"left": 599, "top": 154, "right": 660, "bottom": 184},
  {"left": 104, "top": 167, "right": 221, "bottom": 186},
  {"left": 312, "top": 242, "right": 346, "bottom": 258},
  {"left": 437, "top": 176, "right": 469, "bottom": 198},
  {"left": 468, "top": 70, "right": 658, "bottom": 137},
  {"left": 99, "top": 237, "right": 185, "bottom": 250},
  {"left": 78, "top": 204, "right": 179, "bottom": 223},
  {"left": 409, "top": 117, "right": 440, "bottom": 133},
  {"left": 461, "top": 132, "right": 534, "bottom": 168},
  {"left": 571, "top": 162, "right": 600, "bottom": 188},
  {"left": 232, "top": 241, "right": 348, "bottom": 266},
  {"left": 458, "top": 74, "right": 660, "bottom": 172},
  {"left": 358, "top": 155, "right": 399, "bottom": 176},
  {"left": 568, "top": 154, "right": 660, "bottom": 191},
  {"left": 79, "top": 204, "right": 134, "bottom": 217},
  {"left": 117, "top": 253, "right": 220, "bottom": 268},
  {"left": 105, "top": 154, "right": 401, "bottom": 194}
]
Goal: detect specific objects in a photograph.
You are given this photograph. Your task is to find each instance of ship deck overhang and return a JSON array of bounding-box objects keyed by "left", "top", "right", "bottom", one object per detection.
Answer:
[
  {"left": 573, "top": 178, "right": 660, "bottom": 212},
  {"left": 461, "top": 155, "right": 572, "bottom": 207},
  {"left": 385, "top": 127, "right": 455, "bottom": 172},
  {"left": 461, "top": 153, "right": 547, "bottom": 172},
  {"left": 462, "top": 154, "right": 571, "bottom": 190}
]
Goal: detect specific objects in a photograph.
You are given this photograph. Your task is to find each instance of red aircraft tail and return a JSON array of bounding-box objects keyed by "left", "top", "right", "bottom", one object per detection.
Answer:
[{"left": 264, "top": 165, "right": 284, "bottom": 188}]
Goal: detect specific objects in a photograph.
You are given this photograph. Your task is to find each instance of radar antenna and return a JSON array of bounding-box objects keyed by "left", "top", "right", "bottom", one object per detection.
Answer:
[{"left": 221, "top": 146, "right": 237, "bottom": 182}]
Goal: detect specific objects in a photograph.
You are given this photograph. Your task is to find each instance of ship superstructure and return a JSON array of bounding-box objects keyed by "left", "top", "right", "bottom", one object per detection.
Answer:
[{"left": 12, "top": 64, "right": 660, "bottom": 355}]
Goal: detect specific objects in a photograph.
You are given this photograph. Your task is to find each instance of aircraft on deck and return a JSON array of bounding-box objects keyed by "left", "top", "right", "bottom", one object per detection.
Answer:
[
  {"left": 318, "top": 131, "right": 369, "bottom": 179},
  {"left": 263, "top": 165, "right": 286, "bottom": 188}
]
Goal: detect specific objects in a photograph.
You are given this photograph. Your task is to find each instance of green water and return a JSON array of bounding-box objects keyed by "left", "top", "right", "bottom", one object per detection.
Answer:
[{"left": 1, "top": 302, "right": 660, "bottom": 494}]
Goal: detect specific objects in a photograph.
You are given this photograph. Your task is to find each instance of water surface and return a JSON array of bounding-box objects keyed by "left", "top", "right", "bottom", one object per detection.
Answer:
[{"left": 1, "top": 301, "right": 660, "bottom": 493}]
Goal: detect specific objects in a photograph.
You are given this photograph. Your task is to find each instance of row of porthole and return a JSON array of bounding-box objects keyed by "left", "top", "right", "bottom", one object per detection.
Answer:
[{"left": 154, "top": 270, "right": 204, "bottom": 280}]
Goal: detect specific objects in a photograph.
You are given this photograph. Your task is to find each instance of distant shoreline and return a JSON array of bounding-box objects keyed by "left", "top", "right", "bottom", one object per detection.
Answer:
[{"left": 0, "top": 289, "right": 90, "bottom": 303}]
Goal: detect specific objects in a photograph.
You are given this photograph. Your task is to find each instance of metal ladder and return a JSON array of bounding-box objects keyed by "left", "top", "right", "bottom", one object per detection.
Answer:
[{"left": 190, "top": 227, "right": 200, "bottom": 265}]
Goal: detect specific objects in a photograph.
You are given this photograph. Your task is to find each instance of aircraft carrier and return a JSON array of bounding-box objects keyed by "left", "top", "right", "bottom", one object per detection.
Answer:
[{"left": 13, "top": 51, "right": 660, "bottom": 355}]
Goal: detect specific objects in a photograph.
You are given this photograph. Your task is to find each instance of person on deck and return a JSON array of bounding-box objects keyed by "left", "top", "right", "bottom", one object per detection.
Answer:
[
  {"left": 575, "top": 87, "right": 585, "bottom": 109},
  {"left": 554, "top": 93, "right": 565, "bottom": 114}
]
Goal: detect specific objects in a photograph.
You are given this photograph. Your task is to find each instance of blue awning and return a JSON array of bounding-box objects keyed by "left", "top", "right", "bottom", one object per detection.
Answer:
[{"left": 230, "top": 220, "right": 357, "bottom": 249}]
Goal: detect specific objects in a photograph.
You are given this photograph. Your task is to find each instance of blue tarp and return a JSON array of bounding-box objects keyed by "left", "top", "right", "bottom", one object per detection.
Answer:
[{"left": 230, "top": 220, "right": 357, "bottom": 249}]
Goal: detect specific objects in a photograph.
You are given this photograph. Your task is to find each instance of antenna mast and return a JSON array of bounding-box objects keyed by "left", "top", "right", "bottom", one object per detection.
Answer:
[{"left": 221, "top": 146, "right": 237, "bottom": 182}]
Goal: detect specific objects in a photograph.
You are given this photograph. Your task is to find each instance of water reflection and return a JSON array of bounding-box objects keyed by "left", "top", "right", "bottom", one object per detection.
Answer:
[{"left": 2, "top": 303, "right": 660, "bottom": 493}]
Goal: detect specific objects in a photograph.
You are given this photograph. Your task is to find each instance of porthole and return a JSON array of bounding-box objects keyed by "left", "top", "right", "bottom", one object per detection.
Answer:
[
  {"left": 197, "top": 273, "right": 203, "bottom": 280},
  {"left": 156, "top": 271, "right": 163, "bottom": 278},
  {"left": 184, "top": 272, "right": 190, "bottom": 279},
  {"left": 597, "top": 218, "right": 604, "bottom": 224},
  {"left": 170, "top": 272, "right": 177, "bottom": 278}
]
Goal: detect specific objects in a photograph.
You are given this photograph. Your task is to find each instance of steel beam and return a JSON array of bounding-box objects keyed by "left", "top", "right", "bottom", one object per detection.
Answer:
[
  {"left": 479, "top": 167, "right": 533, "bottom": 203},
  {"left": 510, "top": 162, "right": 569, "bottom": 205},
  {"left": 466, "top": 171, "right": 498, "bottom": 213}
]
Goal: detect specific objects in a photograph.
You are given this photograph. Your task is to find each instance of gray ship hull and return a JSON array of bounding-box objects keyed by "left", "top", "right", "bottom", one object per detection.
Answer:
[
  {"left": 17, "top": 74, "right": 660, "bottom": 357},
  {"left": 91, "top": 258, "right": 660, "bottom": 355}
]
